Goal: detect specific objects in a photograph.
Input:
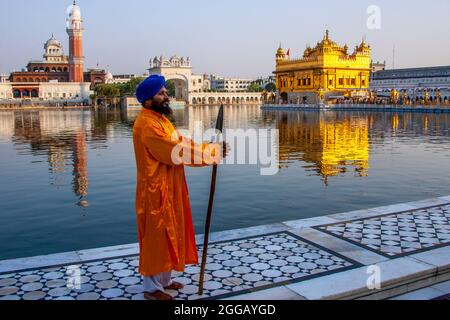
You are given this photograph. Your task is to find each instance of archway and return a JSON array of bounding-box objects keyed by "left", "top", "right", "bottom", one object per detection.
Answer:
[
  {"left": 159, "top": 74, "right": 189, "bottom": 102},
  {"left": 280, "top": 92, "right": 288, "bottom": 103},
  {"left": 22, "top": 90, "right": 30, "bottom": 98},
  {"left": 31, "top": 89, "right": 38, "bottom": 98},
  {"left": 13, "top": 90, "right": 21, "bottom": 98},
  {"left": 192, "top": 98, "right": 197, "bottom": 105}
]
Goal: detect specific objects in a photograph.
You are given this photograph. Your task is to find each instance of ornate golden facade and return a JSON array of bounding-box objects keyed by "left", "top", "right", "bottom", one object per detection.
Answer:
[{"left": 274, "top": 31, "right": 371, "bottom": 103}]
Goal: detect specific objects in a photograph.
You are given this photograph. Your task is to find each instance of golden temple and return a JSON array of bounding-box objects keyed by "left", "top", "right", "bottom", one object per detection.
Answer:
[{"left": 274, "top": 30, "right": 371, "bottom": 104}]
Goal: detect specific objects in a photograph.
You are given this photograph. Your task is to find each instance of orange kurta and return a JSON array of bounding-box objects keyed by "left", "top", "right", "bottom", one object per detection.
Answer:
[{"left": 133, "top": 108, "right": 219, "bottom": 276}]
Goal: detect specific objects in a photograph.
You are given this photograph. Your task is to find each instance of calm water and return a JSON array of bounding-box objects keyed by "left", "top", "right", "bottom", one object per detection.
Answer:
[{"left": 1, "top": 106, "right": 450, "bottom": 260}]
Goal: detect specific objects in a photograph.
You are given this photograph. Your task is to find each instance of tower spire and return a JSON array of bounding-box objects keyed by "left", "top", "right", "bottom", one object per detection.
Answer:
[{"left": 67, "top": 0, "right": 84, "bottom": 82}]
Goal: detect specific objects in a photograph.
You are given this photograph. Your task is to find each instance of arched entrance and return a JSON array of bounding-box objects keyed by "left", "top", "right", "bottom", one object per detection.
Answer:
[
  {"left": 157, "top": 73, "right": 189, "bottom": 103},
  {"left": 169, "top": 78, "right": 187, "bottom": 101}
]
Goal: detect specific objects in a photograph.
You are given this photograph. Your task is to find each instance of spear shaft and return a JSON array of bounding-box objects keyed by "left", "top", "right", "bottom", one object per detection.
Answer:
[{"left": 198, "top": 105, "right": 224, "bottom": 295}]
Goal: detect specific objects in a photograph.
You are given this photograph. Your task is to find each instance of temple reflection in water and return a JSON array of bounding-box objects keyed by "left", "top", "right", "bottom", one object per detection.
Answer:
[
  {"left": 276, "top": 113, "right": 370, "bottom": 184},
  {"left": 0, "top": 106, "right": 449, "bottom": 203}
]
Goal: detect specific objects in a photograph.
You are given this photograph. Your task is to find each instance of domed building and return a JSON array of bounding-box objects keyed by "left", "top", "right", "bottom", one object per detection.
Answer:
[
  {"left": 274, "top": 30, "right": 372, "bottom": 104},
  {"left": 8, "top": 1, "right": 108, "bottom": 101},
  {"left": 43, "top": 35, "right": 68, "bottom": 63}
]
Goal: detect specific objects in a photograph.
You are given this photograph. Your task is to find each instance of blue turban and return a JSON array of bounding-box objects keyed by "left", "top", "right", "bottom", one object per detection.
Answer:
[{"left": 136, "top": 75, "right": 166, "bottom": 104}]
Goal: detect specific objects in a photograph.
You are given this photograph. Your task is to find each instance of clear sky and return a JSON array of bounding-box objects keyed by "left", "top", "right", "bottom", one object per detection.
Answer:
[{"left": 1, "top": 0, "right": 449, "bottom": 78}]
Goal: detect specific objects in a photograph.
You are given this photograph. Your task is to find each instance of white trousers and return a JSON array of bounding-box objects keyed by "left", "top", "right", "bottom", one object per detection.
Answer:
[{"left": 142, "top": 271, "right": 173, "bottom": 293}]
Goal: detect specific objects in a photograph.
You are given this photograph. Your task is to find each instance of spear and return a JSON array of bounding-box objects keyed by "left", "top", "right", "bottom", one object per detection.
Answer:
[{"left": 198, "top": 105, "right": 224, "bottom": 296}]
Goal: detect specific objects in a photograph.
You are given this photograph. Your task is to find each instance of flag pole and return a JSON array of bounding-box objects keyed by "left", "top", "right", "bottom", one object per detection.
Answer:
[{"left": 198, "top": 105, "right": 224, "bottom": 296}]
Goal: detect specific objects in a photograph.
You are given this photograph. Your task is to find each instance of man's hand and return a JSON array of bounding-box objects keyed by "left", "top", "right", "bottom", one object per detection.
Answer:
[{"left": 208, "top": 141, "right": 230, "bottom": 165}]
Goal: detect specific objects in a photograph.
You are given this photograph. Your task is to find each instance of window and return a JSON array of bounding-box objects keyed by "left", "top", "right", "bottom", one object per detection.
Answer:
[{"left": 339, "top": 78, "right": 344, "bottom": 86}]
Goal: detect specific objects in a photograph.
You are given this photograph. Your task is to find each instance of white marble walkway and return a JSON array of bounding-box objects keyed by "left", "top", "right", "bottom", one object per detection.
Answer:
[{"left": 1, "top": 196, "right": 449, "bottom": 300}]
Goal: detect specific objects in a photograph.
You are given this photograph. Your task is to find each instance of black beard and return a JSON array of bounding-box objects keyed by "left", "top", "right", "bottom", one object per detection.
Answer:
[{"left": 151, "top": 100, "right": 173, "bottom": 117}]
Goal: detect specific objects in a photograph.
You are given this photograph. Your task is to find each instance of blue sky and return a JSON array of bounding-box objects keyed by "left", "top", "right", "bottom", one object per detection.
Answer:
[{"left": 1, "top": 0, "right": 449, "bottom": 78}]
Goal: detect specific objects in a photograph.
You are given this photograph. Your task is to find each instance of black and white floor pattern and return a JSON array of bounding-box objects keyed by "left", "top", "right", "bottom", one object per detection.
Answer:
[
  {"left": 315, "top": 204, "right": 450, "bottom": 258},
  {"left": 0, "top": 232, "right": 359, "bottom": 300}
]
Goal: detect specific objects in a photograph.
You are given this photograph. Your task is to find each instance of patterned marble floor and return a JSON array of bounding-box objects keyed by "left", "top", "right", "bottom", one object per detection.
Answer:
[
  {"left": 0, "top": 232, "right": 360, "bottom": 300},
  {"left": 314, "top": 204, "right": 450, "bottom": 258}
]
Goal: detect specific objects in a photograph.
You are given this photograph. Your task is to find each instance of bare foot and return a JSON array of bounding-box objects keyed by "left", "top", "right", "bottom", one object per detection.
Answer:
[
  {"left": 164, "top": 281, "right": 185, "bottom": 290},
  {"left": 144, "top": 291, "right": 174, "bottom": 300}
]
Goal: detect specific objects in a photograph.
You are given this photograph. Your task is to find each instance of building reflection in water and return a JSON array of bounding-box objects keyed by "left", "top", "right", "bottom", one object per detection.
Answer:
[
  {"left": 183, "top": 105, "right": 371, "bottom": 185},
  {"left": 0, "top": 107, "right": 449, "bottom": 200},
  {"left": 73, "top": 130, "right": 89, "bottom": 207},
  {"left": 5, "top": 110, "right": 98, "bottom": 207},
  {"left": 275, "top": 112, "right": 370, "bottom": 184}
]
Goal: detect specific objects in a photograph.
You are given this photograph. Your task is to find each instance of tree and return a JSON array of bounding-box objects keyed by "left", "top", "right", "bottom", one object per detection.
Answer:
[
  {"left": 93, "top": 84, "right": 121, "bottom": 107},
  {"left": 120, "top": 77, "right": 145, "bottom": 95},
  {"left": 247, "top": 83, "right": 262, "bottom": 92},
  {"left": 265, "top": 82, "right": 277, "bottom": 92}
]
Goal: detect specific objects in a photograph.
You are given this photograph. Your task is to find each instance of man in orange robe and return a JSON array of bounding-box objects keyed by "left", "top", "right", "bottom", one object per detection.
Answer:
[{"left": 133, "top": 75, "right": 225, "bottom": 300}]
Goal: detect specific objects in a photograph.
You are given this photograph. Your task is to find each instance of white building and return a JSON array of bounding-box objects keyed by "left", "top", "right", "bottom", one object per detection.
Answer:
[
  {"left": 39, "top": 82, "right": 92, "bottom": 101},
  {"left": 191, "top": 74, "right": 211, "bottom": 93},
  {"left": 118, "top": 55, "right": 263, "bottom": 107},
  {"left": 210, "top": 76, "right": 255, "bottom": 92},
  {"left": 111, "top": 73, "right": 148, "bottom": 84},
  {"left": 148, "top": 55, "right": 211, "bottom": 101},
  {"left": 370, "top": 66, "right": 450, "bottom": 101},
  {"left": 0, "top": 84, "right": 13, "bottom": 100},
  {"left": 0, "top": 75, "right": 10, "bottom": 83}
]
